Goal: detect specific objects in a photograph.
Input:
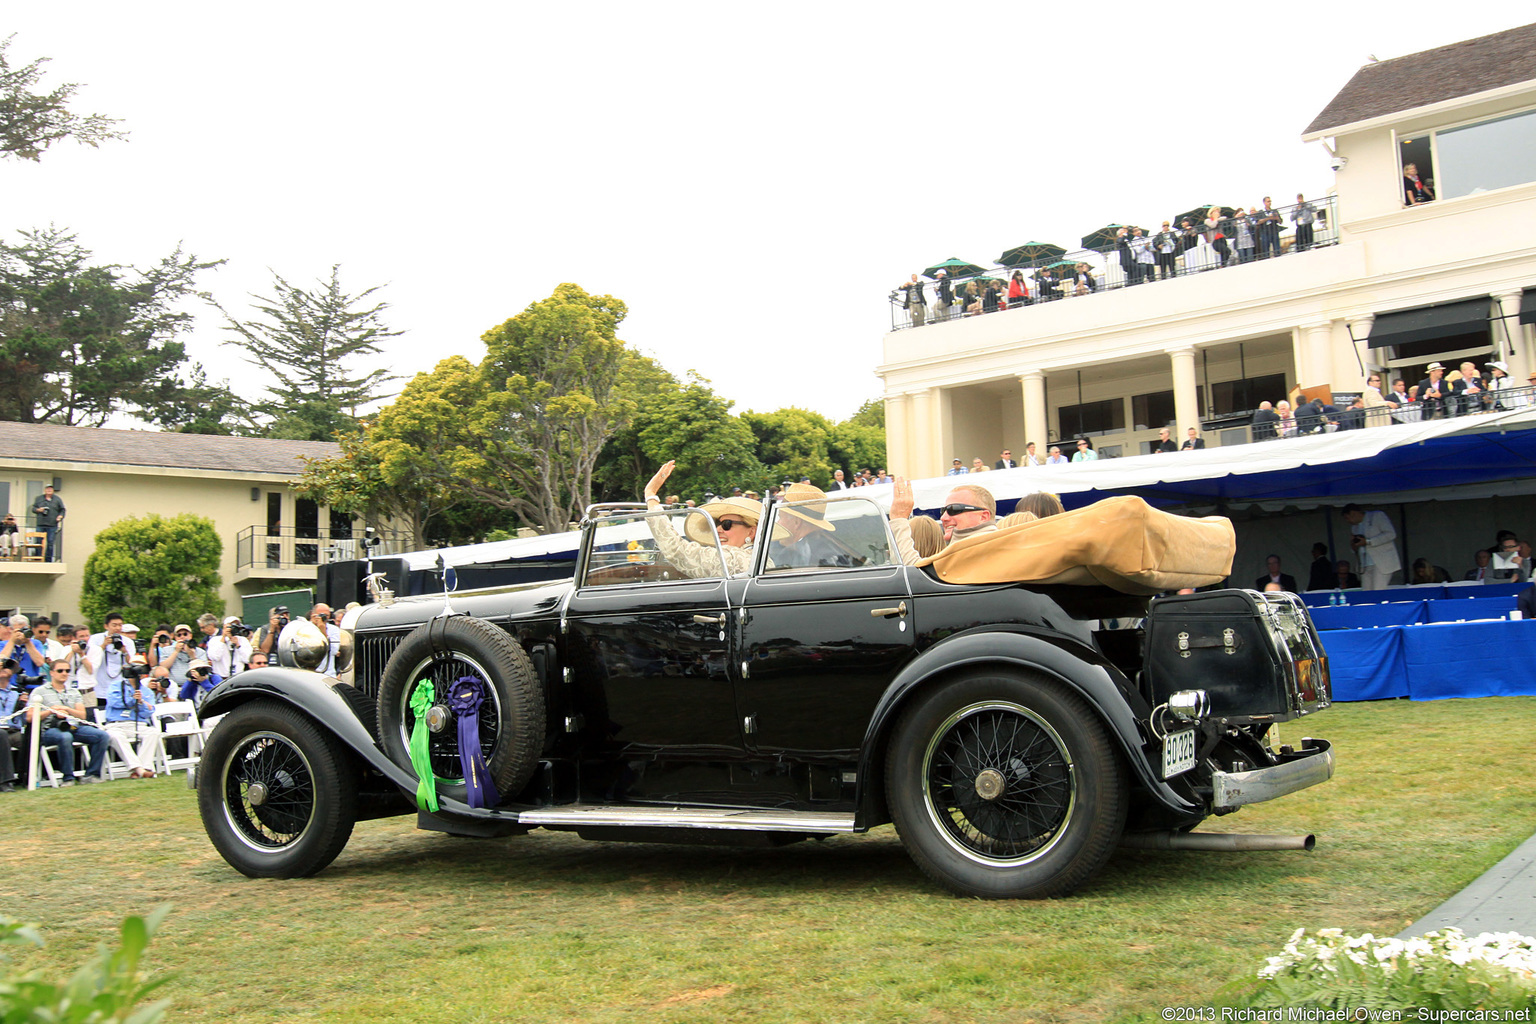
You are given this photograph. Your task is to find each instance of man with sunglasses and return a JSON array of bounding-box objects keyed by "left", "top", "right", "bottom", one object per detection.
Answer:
[
  {"left": 887, "top": 479, "right": 998, "bottom": 563},
  {"left": 28, "top": 659, "right": 111, "bottom": 784}
]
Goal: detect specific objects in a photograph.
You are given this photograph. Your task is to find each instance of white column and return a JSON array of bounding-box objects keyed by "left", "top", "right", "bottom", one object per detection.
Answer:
[
  {"left": 1019, "top": 371, "right": 1048, "bottom": 454},
  {"left": 1168, "top": 347, "right": 1199, "bottom": 438},
  {"left": 1295, "top": 320, "right": 1334, "bottom": 391},
  {"left": 909, "top": 389, "right": 934, "bottom": 479},
  {"left": 884, "top": 392, "right": 911, "bottom": 480}
]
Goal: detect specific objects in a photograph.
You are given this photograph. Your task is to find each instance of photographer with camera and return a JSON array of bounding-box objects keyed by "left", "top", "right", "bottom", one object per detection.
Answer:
[
  {"left": 27, "top": 659, "right": 110, "bottom": 784},
  {"left": 149, "top": 624, "right": 203, "bottom": 687},
  {"left": 254, "top": 606, "right": 290, "bottom": 658},
  {"left": 0, "top": 615, "right": 54, "bottom": 692},
  {"left": 308, "top": 604, "right": 341, "bottom": 676},
  {"left": 177, "top": 659, "right": 219, "bottom": 708},
  {"left": 84, "top": 612, "right": 136, "bottom": 722},
  {"left": 102, "top": 655, "right": 162, "bottom": 778},
  {"left": 201, "top": 614, "right": 251, "bottom": 680}
]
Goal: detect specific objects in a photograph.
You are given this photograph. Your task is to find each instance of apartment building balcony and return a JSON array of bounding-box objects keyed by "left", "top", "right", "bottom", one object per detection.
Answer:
[{"left": 234, "top": 525, "right": 414, "bottom": 584}]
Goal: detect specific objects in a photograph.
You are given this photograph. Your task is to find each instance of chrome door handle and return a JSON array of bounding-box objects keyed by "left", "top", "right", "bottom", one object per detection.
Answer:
[
  {"left": 870, "top": 601, "right": 908, "bottom": 619},
  {"left": 693, "top": 613, "right": 726, "bottom": 626}
]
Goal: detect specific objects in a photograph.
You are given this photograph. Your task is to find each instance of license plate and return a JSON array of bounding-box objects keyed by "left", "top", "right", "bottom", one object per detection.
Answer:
[{"left": 1162, "top": 728, "right": 1197, "bottom": 779}]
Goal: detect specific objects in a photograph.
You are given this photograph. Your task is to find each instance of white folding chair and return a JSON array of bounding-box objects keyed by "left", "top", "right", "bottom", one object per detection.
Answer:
[
  {"left": 92, "top": 708, "right": 137, "bottom": 780},
  {"left": 152, "top": 701, "right": 204, "bottom": 774},
  {"left": 24, "top": 710, "right": 94, "bottom": 790}
]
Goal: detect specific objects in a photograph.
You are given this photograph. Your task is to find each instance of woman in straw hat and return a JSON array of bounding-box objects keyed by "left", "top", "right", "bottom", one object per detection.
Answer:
[{"left": 643, "top": 461, "right": 761, "bottom": 578}]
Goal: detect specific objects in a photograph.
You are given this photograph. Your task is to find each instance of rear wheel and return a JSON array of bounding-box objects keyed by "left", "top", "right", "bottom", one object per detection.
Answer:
[
  {"left": 198, "top": 701, "right": 358, "bottom": 878},
  {"left": 886, "top": 671, "right": 1126, "bottom": 899}
]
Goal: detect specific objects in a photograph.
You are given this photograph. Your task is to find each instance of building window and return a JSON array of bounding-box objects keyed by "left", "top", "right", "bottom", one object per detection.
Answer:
[
  {"left": 1058, "top": 398, "right": 1125, "bottom": 438},
  {"left": 1401, "top": 107, "right": 1536, "bottom": 206},
  {"left": 1436, "top": 108, "right": 1536, "bottom": 200},
  {"left": 1210, "top": 373, "right": 1287, "bottom": 416},
  {"left": 1132, "top": 389, "right": 1206, "bottom": 430}
]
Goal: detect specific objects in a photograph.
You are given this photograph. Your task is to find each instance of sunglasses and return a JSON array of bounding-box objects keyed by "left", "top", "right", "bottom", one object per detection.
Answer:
[
  {"left": 716, "top": 519, "right": 749, "bottom": 532},
  {"left": 51, "top": 667, "right": 69, "bottom": 674},
  {"left": 938, "top": 503, "right": 986, "bottom": 517}
]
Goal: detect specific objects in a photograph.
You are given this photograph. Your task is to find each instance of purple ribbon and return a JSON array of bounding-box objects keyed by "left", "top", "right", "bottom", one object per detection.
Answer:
[{"left": 446, "top": 676, "right": 500, "bottom": 808}]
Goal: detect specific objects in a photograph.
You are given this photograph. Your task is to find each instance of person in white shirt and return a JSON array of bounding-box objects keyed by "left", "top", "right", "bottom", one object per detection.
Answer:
[
  {"left": 85, "top": 613, "right": 136, "bottom": 707},
  {"left": 1342, "top": 504, "right": 1401, "bottom": 590},
  {"left": 307, "top": 604, "right": 341, "bottom": 677},
  {"left": 200, "top": 614, "right": 252, "bottom": 680}
]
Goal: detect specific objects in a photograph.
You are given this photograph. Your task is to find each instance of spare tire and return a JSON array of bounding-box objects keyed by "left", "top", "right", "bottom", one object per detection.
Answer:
[{"left": 376, "top": 617, "right": 544, "bottom": 805}]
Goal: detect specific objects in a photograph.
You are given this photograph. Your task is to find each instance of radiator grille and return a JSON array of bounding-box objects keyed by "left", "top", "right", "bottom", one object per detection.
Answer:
[{"left": 355, "top": 632, "right": 407, "bottom": 700}]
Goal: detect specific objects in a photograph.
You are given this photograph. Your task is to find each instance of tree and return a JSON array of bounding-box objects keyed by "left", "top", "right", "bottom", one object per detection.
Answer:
[
  {"left": 220, "top": 265, "right": 400, "bottom": 426},
  {"left": 743, "top": 407, "right": 836, "bottom": 489},
  {"left": 297, "top": 420, "right": 480, "bottom": 550},
  {"left": 0, "top": 35, "right": 126, "bottom": 162},
  {"left": 0, "top": 226, "right": 221, "bottom": 425},
  {"left": 369, "top": 285, "right": 634, "bottom": 535},
  {"left": 152, "top": 365, "right": 252, "bottom": 436},
  {"left": 80, "top": 514, "right": 223, "bottom": 628}
]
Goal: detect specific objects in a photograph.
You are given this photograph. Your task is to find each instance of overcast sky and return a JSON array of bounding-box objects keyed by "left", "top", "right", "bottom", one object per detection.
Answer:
[{"left": 6, "top": 3, "right": 1531, "bottom": 426}]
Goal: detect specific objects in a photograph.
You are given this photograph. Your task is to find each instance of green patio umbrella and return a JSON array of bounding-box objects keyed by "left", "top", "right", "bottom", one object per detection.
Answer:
[
  {"left": 1079, "top": 224, "right": 1127, "bottom": 253},
  {"left": 997, "top": 241, "right": 1067, "bottom": 267},
  {"left": 922, "top": 257, "right": 985, "bottom": 280}
]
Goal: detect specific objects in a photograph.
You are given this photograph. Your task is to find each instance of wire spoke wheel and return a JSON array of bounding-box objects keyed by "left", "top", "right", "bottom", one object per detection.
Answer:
[
  {"left": 924, "top": 702, "right": 1075, "bottom": 864},
  {"left": 887, "top": 672, "right": 1126, "bottom": 899},
  {"left": 375, "top": 617, "right": 544, "bottom": 806},
  {"left": 223, "top": 731, "right": 317, "bottom": 848},
  {"left": 197, "top": 700, "right": 358, "bottom": 879},
  {"left": 392, "top": 653, "right": 500, "bottom": 785}
]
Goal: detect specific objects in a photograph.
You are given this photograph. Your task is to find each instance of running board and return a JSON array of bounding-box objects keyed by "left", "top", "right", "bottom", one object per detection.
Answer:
[{"left": 516, "top": 804, "right": 857, "bottom": 834}]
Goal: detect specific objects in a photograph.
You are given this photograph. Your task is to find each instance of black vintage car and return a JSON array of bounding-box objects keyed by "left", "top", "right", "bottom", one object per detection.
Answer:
[{"left": 195, "top": 495, "right": 1333, "bottom": 899}]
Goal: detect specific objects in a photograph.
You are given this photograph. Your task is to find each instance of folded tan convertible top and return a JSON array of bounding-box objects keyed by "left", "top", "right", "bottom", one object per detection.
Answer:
[{"left": 919, "top": 495, "right": 1235, "bottom": 595}]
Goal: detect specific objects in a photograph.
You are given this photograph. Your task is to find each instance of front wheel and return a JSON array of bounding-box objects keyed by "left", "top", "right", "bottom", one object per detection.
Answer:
[
  {"left": 198, "top": 701, "right": 359, "bottom": 878},
  {"left": 886, "top": 671, "right": 1126, "bottom": 899}
]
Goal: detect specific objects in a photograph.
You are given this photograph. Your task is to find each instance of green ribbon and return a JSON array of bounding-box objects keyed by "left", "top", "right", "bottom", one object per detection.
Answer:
[{"left": 407, "top": 679, "right": 439, "bottom": 812}]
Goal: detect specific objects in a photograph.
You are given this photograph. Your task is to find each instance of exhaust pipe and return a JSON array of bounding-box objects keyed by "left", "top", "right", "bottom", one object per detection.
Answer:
[{"left": 1120, "top": 831, "right": 1315, "bottom": 852}]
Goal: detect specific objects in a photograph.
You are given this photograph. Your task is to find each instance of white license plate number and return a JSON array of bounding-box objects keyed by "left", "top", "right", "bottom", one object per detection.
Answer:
[{"left": 1162, "top": 728, "right": 1197, "bottom": 778}]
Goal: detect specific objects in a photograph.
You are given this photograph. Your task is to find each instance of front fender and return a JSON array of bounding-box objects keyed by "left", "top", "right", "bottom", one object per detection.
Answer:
[
  {"left": 200, "top": 669, "right": 416, "bottom": 791},
  {"left": 856, "top": 630, "right": 1200, "bottom": 823}
]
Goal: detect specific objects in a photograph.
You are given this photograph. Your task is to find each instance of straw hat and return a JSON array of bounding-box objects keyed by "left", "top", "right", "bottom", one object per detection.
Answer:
[
  {"left": 773, "top": 482, "right": 836, "bottom": 540},
  {"left": 683, "top": 496, "right": 764, "bottom": 545}
]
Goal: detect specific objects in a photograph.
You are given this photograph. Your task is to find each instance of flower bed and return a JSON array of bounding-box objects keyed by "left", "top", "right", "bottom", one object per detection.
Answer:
[{"left": 1247, "top": 927, "right": 1536, "bottom": 1012}]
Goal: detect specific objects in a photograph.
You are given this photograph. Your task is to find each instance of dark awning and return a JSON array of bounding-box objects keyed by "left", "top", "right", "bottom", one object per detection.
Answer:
[
  {"left": 1521, "top": 288, "right": 1536, "bottom": 326},
  {"left": 1367, "top": 297, "right": 1491, "bottom": 349}
]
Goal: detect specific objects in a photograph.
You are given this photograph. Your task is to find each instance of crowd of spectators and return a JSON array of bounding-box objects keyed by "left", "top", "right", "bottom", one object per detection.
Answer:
[
  {"left": 1250, "top": 361, "right": 1532, "bottom": 441},
  {"left": 895, "top": 195, "right": 1330, "bottom": 328},
  {"left": 0, "top": 602, "right": 348, "bottom": 791}
]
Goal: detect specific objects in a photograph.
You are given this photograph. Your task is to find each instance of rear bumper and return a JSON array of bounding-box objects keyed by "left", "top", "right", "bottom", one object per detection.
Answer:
[{"left": 1211, "top": 738, "right": 1333, "bottom": 811}]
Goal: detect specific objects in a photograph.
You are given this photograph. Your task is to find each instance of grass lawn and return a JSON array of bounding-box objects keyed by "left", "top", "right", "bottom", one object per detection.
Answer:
[{"left": 2, "top": 696, "right": 1533, "bottom": 1023}]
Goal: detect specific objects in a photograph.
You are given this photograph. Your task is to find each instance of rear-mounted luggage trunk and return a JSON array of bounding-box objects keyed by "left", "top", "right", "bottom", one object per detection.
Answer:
[{"left": 1143, "top": 589, "right": 1330, "bottom": 724}]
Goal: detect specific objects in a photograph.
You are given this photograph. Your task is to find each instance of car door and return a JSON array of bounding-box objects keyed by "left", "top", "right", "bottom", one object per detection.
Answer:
[
  {"left": 733, "top": 496, "right": 916, "bottom": 758},
  {"left": 562, "top": 510, "right": 743, "bottom": 791}
]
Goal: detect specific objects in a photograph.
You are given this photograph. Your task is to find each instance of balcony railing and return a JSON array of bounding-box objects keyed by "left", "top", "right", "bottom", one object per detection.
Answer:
[
  {"left": 235, "top": 525, "right": 414, "bottom": 573},
  {"left": 1197, "top": 385, "right": 1536, "bottom": 449},
  {"left": 890, "top": 196, "right": 1340, "bottom": 331}
]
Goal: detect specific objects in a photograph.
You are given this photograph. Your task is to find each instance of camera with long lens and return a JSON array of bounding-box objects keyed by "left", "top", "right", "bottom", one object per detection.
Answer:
[
  {"left": 110, "top": 636, "right": 125, "bottom": 652},
  {"left": 122, "top": 662, "right": 148, "bottom": 681},
  {"left": 228, "top": 621, "right": 252, "bottom": 638}
]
